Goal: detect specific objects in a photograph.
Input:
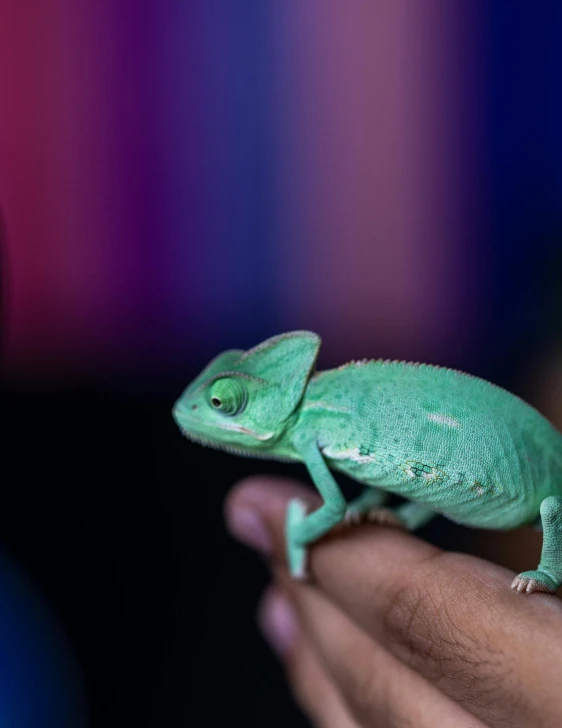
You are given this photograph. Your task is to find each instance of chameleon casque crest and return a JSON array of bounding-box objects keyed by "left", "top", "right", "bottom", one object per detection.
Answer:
[{"left": 173, "top": 331, "right": 562, "bottom": 594}]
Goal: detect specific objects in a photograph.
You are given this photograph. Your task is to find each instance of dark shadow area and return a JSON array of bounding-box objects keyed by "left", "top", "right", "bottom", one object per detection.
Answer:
[{"left": 0, "top": 382, "right": 313, "bottom": 726}]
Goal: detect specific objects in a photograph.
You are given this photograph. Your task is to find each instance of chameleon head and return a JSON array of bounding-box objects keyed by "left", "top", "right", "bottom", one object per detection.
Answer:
[{"left": 172, "top": 331, "right": 321, "bottom": 456}]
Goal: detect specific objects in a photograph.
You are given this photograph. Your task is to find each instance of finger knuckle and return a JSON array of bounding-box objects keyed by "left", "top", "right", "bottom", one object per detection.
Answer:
[
  {"left": 381, "top": 553, "right": 516, "bottom": 706},
  {"left": 344, "top": 670, "right": 389, "bottom": 727},
  {"left": 346, "top": 672, "right": 416, "bottom": 728},
  {"left": 335, "top": 648, "right": 417, "bottom": 728},
  {"left": 328, "top": 645, "right": 388, "bottom": 727}
]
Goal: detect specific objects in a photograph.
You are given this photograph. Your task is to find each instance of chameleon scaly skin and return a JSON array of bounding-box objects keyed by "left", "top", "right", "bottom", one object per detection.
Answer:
[{"left": 172, "top": 331, "right": 562, "bottom": 594}]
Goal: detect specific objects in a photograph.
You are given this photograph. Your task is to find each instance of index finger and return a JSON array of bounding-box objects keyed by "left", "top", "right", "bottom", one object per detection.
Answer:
[{"left": 226, "top": 477, "right": 562, "bottom": 727}]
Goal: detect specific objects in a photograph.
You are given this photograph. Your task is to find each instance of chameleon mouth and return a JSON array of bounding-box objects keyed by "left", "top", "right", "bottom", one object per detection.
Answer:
[
  {"left": 176, "top": 413, "right": 274, "bottom": 441},
  {"left": 178, "top": 426, "right": 290, "bottom": 460}
]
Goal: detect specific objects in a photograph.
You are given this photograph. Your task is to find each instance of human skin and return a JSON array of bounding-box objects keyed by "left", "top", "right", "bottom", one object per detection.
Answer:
[{"left": 225, "top": 477, "right": 562, "bottom": 728}]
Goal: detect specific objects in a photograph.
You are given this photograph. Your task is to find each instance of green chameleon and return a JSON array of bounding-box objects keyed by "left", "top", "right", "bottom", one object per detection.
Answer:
[{"left": 172, "top": 331, "right": 562, "bottom": 594}]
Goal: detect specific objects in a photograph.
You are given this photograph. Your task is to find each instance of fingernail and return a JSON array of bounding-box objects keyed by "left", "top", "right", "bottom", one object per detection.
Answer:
[
  {"left": 259, "top": 591, "right": 297, "bottom": 658},
  {"left": 226, "top": 505, "right": 271, "bottom": 554}
]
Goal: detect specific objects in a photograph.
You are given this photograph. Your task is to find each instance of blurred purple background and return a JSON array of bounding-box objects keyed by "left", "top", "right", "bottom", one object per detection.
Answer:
[{"left": 1, "top": 1, "right": 560, "bottom": 383}]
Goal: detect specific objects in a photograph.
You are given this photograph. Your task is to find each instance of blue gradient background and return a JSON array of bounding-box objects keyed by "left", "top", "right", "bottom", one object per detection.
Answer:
[{"left": 0, "top": 550, "right": 87, "bottom": 727}]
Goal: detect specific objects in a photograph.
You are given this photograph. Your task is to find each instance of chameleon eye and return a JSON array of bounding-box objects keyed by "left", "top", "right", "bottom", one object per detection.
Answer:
[{"left": 209, "top": 378, "right": 247, "bottom": 416}]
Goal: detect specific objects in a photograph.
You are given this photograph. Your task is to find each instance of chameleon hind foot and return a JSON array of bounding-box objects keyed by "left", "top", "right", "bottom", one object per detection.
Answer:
[
  {"left": 512, "top": 495, "right": 562, "bottom": 594},
  {"left": 286, "top": 498, "right": 309, "bottom": 580},
  {"left": 345, "top": 501, "right": 436, "bottom": 533},
  {"left": 366, "top": 508, "right": 405, "bottom": 528},
  {"left": 344, "top": 488, "right": 389, "bottom": 525},
  {"left": 511, "top": 571, "right": 558, "bottom": 594},
  {"left": 345, "top": 506, "right": 405, "bottom": 529}
]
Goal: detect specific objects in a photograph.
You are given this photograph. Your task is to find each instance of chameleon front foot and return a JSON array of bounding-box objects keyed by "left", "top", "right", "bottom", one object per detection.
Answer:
[
  {"left": 286, "top": 498, "right": 309, "bottom": 580},
  {"left": 511, "top": 570, "right": 559, "bottom": 594}
]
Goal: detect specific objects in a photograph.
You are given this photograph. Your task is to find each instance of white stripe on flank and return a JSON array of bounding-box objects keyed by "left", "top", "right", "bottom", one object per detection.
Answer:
[
  {"left": 303, "top": 402, "right": 351, "bottom": 414},
  {"left": 427, "top": 413, "right": 460, "bottom": 428}
]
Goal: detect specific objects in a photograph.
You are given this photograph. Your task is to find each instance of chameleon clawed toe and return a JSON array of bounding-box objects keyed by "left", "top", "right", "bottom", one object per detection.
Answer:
[{"left": 343, "top": 510, "right": 362, "bottom": 526}]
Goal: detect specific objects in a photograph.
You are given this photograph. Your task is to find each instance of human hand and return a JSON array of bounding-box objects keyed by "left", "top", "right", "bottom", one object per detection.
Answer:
[{"left": 225, "top": 477, "right": 562, "bottom": 727}]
